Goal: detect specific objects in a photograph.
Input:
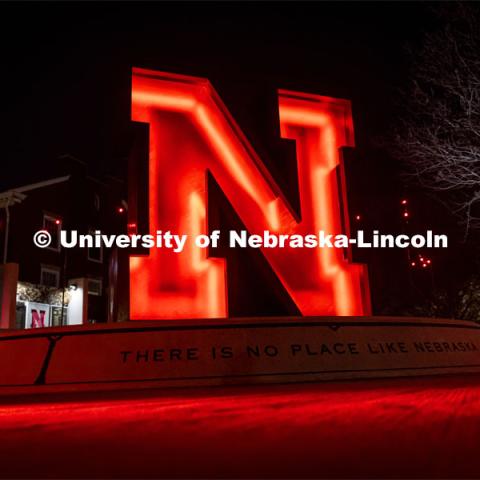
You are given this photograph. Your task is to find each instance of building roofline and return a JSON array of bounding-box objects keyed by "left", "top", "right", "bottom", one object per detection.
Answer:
[{"left": 7, "top": 175, "right": 71, "bottom": 193}]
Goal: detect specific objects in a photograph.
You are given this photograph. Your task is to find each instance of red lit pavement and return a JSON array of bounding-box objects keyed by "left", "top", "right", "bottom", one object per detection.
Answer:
[{"left": 1, "top": 375, "right": 480, "bottom": 478}]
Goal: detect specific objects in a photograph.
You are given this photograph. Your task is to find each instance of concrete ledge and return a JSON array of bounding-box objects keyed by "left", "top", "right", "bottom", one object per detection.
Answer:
[{"left": 1, "top": 316, "right": 480, "bottom": 395}]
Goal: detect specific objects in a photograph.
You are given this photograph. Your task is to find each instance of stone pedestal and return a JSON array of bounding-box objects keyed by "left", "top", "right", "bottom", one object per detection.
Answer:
[{"left": 1, "top": 316, "right": 480, "bottom": 395}]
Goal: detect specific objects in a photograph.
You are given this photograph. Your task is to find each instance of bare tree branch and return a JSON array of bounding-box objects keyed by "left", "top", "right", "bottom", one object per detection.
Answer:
[{"left": 391, "top": 3, "right": 480, "bottom": 231}]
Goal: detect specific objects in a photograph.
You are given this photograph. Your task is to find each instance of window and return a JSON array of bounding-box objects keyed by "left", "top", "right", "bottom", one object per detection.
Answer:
[
  {"left": 50, "top": 306, "right": 66, "bottom": 327},
  {"left": 87, "top": 278, "right": 102, "bottom": 296},
  {"left": 87, "top": 228, "right": 103, "bottom": 263},
  {"left": 40, "top": 265, "right": 60, "bottom": 288},
  {"left": 15, "top": 302, "right": 26, "bottom": 329},
  {"left": 43, "top": 214, "right": 61, "bottom": 251}
]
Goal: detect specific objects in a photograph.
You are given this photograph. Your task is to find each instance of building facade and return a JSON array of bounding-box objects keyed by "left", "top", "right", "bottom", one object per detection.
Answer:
[{"left": 0, "top": 158, "right": 126, "bottom": 329}]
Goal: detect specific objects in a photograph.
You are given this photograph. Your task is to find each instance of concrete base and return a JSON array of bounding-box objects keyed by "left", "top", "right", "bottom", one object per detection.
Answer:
[{"left": 1, "top": 316, "right": 480, "bottom": 395}]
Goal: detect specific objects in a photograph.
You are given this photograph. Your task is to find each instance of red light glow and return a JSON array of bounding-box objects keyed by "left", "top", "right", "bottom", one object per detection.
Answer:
[
  {"left": 127, "top": 222, "right": 137, "bottom": 236},
  {"left": 403, "top": 212, "right": 409, "bottom": 218},
  {"left": 130, "top": 68, "right": 370, "bottom": 319},
  {"left": 1, "top": 376, "right": 480, "bottom": 478},
  {"left": 117, "top": 207, "right": 125, "bottom": 214},
  {"left": 55, "top": 219, "right": 61, "bottom": 225}
]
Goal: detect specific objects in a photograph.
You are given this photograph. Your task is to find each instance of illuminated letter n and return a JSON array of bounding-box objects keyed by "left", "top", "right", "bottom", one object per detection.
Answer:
[{"left": 129, "top": 68, "right": 370, "bottom": 319}]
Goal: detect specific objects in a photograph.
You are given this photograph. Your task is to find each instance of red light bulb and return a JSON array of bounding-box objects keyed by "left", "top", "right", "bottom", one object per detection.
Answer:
[{"left": 128, "top": 222, "right": 137, "bottom": 236}]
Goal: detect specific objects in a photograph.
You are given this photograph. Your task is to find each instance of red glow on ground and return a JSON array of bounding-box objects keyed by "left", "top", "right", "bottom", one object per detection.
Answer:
[
  {"left": 1, "top": 375, "right": 480, "bottom": 478},
  {"left": 130, "top": 68, "right": 370, "bottom": 319}
]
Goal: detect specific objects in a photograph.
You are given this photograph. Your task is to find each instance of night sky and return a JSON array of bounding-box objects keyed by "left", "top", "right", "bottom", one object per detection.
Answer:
[
  {"left": 0, "top": 2, "right": 433, "bottom": 188},
  {"left": 0, "top": 2, "right": 475, "bottom": 313}
]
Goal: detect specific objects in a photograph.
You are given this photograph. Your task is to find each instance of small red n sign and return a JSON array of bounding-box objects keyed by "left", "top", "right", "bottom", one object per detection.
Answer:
[{"left": 31, "top": 309, "right": 46, "bottom": 329}]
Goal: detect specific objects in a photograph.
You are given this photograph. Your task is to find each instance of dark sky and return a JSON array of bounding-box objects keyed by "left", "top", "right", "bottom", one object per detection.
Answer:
[{"left": 0, "top": 1, "right": 433, "bottom": 190}]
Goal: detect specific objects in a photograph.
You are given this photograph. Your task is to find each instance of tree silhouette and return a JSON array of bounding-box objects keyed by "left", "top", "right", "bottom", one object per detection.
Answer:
[{"left": 391, "top": 4, "right": 480, "bottom": 232}]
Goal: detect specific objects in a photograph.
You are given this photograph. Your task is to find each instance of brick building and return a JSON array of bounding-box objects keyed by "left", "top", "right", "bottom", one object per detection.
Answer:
[{"left": 0, "top": 156, "right": 127, "bottom": 329}]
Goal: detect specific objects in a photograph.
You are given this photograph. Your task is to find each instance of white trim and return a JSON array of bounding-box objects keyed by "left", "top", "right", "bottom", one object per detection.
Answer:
[
  {"left": 87, "top": 278, "right": 103, "bottom": 296},
  {"left": 0, "top": 191, "right": 27, "bottom": 208},
  {"left": 9, "top": 175, "right": 70, "bottom": 193},
  {"left": 87, "top": 246, "right": 103, "bottom": 263}
]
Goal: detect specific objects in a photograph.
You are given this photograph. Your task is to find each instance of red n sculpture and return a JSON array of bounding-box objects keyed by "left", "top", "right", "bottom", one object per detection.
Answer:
[{"left": 129, "top": 68, "right": 370, "bottom": 319}]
